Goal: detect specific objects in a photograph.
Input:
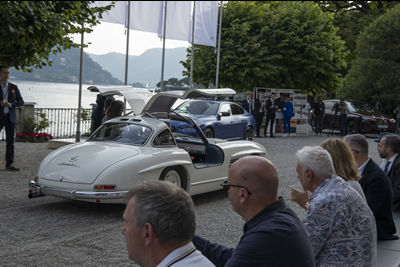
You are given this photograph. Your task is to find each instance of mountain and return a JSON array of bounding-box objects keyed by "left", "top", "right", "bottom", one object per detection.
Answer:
[
  {"left": 11, "top": 47, "right": 123, "bottom": 85},
  {"left": 88, "top": 47, "right": 187, "bottom": 86},
  {"left": 10, "top": 47, "right": 188, "bottom": 87}
]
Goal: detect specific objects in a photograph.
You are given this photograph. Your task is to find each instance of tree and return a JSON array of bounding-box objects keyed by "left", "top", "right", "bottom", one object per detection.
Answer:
[
  {"left": 316, "top": 1, "right": 400, "bottom": 77},
  {"left": 0, "top": 1, "right": 113, "bottom": 70},
  {"left": 337, "top": 5, "right": 400, "bottom": 115},
  {"left": 181, "top": 1, "right": 348, "bottom": 96}
]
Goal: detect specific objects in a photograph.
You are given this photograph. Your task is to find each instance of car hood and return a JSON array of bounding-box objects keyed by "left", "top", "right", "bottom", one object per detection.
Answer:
[
  {"left": 39, "top": 142, "right": 140, "bottom": 184},
  {"left": 351, "top": 111, "right": 393, "bottom": 119}
]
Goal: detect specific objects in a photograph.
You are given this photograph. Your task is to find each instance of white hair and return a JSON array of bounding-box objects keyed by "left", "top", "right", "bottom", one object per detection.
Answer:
[{"left": 296, "top": 146, "right": 335, "bottom": 179}]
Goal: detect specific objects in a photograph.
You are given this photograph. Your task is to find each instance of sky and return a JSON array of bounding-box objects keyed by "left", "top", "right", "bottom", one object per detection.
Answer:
[{"left": 71, "top": 22, "right": 190, "bottom": 56}]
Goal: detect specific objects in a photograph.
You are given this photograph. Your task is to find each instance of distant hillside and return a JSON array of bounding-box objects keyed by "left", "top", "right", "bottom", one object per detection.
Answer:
[
  {"left": 11, "top": 47, "right": 123, "bottom": 85},
  {"left": 88, "top": 47, "right": 187, "bottom": 86},
  {"left": 10, "top": 46, "right": 188, "bottom": 87}
]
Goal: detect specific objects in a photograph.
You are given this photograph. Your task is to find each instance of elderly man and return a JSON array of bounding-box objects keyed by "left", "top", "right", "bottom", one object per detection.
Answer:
[
  {"left": 293, "top": 146, "right": 376, "bottom": 265},
  {"left": 377, "top": 134, "right": 400, "bottom": 211},
  {"left": 344, "top": 134, "right": 398, "bottom": 240},
  {"left": 122, "top": 181, "right": 214, "bottom": 267},
  {"left": 192, "top": 156, "right": 315, "bottom": 266}
]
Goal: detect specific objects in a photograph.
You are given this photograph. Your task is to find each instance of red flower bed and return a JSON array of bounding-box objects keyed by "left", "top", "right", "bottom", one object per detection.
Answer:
[{"left": 16, "top": 132, "right": 54, "bottom": 142}]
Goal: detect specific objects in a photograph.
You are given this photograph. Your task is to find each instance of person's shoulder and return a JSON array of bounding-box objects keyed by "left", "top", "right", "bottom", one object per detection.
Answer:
[{"left": 8, "top": 82, "right": 18, "bottom": 88}]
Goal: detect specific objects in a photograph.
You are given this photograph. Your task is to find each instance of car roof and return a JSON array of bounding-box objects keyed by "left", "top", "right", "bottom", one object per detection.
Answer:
[{"left": 88, "top": 86, "right": 236, "bottom": 115}]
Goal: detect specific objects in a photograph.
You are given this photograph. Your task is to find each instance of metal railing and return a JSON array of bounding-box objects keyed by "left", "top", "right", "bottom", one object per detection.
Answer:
[
  {"left": 36, "top": 108, "right": 94, "bottom": 138},
  {"left": 1, "top": 107, "right": 131, "bottom": 140}
]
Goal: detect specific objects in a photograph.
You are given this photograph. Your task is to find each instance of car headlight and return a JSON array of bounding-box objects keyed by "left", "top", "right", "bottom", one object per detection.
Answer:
[
  {"left": 362, "top": 116, "right": 374, "bottom": 121},
  {"left": 180, "top": 126, "right": 195, "bottom": 130},
  {"left": 390, "top": 119, "right": 396, "bottom": 123}
]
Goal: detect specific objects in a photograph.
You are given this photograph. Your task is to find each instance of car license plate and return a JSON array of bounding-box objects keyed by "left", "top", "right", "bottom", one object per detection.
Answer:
[{"left": 378, "top": 125, "right": 388, "bottom": 129}]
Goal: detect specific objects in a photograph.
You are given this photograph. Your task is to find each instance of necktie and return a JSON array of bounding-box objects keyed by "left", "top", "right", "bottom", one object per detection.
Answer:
[{"left": 385, "top": 161, "right": 391, "bottom": 174}]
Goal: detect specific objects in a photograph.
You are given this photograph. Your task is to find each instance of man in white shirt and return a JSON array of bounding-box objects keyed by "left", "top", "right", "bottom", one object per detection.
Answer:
[
  {"left": 378, "top": 135, "right": 400, "bottom": 211},
  {"left": 122, "top": 181, "right": 214, "bottom": 267}
]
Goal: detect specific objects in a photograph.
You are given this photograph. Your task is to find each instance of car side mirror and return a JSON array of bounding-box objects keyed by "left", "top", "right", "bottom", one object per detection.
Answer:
[{"left": 219, "top": 112, "right": 230, "bottom": 117}]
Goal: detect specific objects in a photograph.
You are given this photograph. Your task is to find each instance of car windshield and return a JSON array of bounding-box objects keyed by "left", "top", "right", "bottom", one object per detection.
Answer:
[
  {"left": 88, "top": 123, "right": 152, "bottom": 145},
  {"left": 347, "top": 101, "right": 379, "bottom": 113},
  {"left": 174, "top": 101, "right": 220, "bottom": 115}
]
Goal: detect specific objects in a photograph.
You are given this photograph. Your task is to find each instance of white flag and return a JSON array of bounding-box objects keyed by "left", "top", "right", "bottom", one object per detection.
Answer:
[
  {"left": 159, "top": 1, "right": 192, "bottom": 42},
  {"left": 129, "top": 1, "right": 163, "bottom": 34},
  {"left": 189, "top": 1, "right": 219, "bottom": 47},
  {"left": 91, "top": 1, "right": 128, "bottom": 26}
]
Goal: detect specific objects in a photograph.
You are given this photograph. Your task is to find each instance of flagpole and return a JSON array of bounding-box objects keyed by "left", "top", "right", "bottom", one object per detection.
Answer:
[
  {"left": 215, "top": 1, "right": 223, "bottom": 88},
  {"left": 76, "top": 23, "right": 84, "bottom": 143},
  {"left": 189, "top": 1, "right": 196, "bottom": 90},
  {"left": 123, "top": 1, "right": 130, "bottom": 114},
  {"left": 124, "top": 1, "right": 130, "bottom": 86},
  {"left": 160, "top": 1, "right": 167, "bottom": 91}
]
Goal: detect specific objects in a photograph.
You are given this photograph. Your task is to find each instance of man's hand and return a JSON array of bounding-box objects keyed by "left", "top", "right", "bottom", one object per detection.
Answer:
[{"left": 1, "top": 99, "right": 11, "bottom": 107}]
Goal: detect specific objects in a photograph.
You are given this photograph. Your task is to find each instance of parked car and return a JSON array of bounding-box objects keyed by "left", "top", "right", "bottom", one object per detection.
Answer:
[
  {"left": 170, "top": 99, "right": 256, "bottom": 141},
  {"left": 28, "top": 87, "right": 266, "bottom": 204},
  {"left": 309, "top": 99, "right": 396, "bottom": 135}
]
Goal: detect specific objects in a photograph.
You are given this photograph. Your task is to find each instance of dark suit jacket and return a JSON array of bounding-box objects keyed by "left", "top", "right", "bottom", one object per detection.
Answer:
[
  {"left": 253, "top": 98, "right": 264, "bottom": 116},
  {"left": 266, "top": 99, "right": 278, "bottom": 117},
  {"left": 387, "top": 154, "right": 400, "bottom": 211},
  {"left": 241, "top": 99, "right": 251, "bottom": 113},
  {"left": 361, "top": 158, "right": 397, "bottom": 239},
  {"left": 0, "top": 82, "right": 24, "bottom": 123}
]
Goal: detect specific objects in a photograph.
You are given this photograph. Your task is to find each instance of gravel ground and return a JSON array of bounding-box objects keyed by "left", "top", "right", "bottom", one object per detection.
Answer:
[{"left": 0, "top": 132, "right": 383, "bottom": 266}]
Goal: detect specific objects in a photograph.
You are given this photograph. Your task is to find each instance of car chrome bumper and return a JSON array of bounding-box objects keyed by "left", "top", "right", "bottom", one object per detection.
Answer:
[{"left": 28, "top": 180, "right": 128, "bottom": 200}]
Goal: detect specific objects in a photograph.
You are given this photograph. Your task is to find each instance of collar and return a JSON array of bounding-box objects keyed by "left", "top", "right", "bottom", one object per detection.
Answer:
[
  {"left": 158, "top": 241, "right": 196, "bottom": 267},
  {"left": 310, "top": 174, "right": 335, "bottom": 200},
  {"left": 358, "top": 157, "right": 371, "bottom": 175},
  {"left": 388, "top": 153, "right": 399, "bottom": 162},
  {"left": 244, "top": 197, "right": 285, "bottom": 232},
  {"left": 1, "top": 81, "right": 8, "bottom": 90}
]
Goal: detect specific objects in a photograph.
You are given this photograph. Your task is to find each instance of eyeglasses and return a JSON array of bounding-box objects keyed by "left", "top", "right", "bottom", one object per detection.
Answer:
[{"left": 220, "top": 180, "right": 252, "bottom": 195}]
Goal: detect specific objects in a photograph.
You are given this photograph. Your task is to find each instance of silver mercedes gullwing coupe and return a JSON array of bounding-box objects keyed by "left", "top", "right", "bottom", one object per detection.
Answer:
[{"left": 28, "top": 86, "right": 266, "bottom": 204}]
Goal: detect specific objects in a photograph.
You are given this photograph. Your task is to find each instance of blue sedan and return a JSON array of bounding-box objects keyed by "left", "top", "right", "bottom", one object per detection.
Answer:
[{"left": 170, "top": 99, "right": 256, "bottom": 140}]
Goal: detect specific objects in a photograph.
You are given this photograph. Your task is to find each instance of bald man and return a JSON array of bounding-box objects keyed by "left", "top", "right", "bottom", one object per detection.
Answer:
[{"left": 192, "top": 156, "right": 315, "bottom": 266}]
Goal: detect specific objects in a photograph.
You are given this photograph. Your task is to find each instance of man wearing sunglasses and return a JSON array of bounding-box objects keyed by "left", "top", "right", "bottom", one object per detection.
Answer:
[{"left": 192, "top": 156, "right": 315, "bottom": 266}]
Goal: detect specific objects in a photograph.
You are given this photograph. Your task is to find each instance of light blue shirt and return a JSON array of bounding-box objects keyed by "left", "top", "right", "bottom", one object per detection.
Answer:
[
  {"left": 305, "top": 175, "right": 377, "bottom": 266},
  {"left": 1, "top": 82, "right": 9, "bottom": 113}
]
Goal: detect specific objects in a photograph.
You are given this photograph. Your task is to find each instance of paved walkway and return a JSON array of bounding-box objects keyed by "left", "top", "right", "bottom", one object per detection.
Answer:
[{"left": 378, "top": 211, "right": 400, "bottom": 266}]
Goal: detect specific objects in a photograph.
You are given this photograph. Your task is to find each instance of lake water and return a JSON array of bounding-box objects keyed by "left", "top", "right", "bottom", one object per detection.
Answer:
[{"left": 14, "top": 80, "right": 125, "bottom": 109}]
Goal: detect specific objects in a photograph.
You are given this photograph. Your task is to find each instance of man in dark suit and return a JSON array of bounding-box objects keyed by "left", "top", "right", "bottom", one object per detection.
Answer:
[
  {"left": 0, "top": 65, "right": 25, "bottom": 171},
  {"left": 241, "top": 92, "right": 253, "bottom": 113},
  {"left": 264, "top": 92, "right": 278, "bottom": 138},
  {"left": 378, "top": 134, "right": 400, "bottom": 211},
  {"left": 345, "top": 134, "right": 398, "bottom": 240},
  {"left": 253, "top": 91, "right": 265, "bottom": 138}
]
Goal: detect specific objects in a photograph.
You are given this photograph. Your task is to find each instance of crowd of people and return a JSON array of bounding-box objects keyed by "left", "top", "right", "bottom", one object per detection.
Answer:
[
  {"left": 241, "top": 91, "right": 295, "bottom": 138},
  {"left": 2, "top": 67, "right": 399, "bottom": 265},
  {"left": 120, "top": 131, "right": 400, "bottom": 266}
]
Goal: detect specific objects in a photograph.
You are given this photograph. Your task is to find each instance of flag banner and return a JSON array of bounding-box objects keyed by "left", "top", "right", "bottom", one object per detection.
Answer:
[
  {"left": 92, "top": 1, "right": 128, "bottom": 26},
  {"left": 129, "top": 1, "right": 163, "bottom": 34},
  {"left": 189, "top": 1, "right": 219, "bottom": 47},
  {"left": 159, "top": 1, "right": 192, "bottom": 42},
  {"left": 93, "top": 1, "right": 219, "bottom": 46}
]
